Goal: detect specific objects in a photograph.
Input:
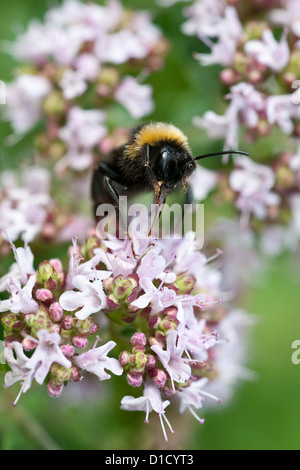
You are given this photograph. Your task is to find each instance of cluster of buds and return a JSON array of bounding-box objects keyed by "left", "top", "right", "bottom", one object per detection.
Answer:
[
  {"left": 120, "top": 332, "right": 157, "bottom": 388},
  {"left": 0, "top": 231, "right": 255, "bottom": 441},
  {"left": 104, "top": 274, "right": 139, "bottom": 322},
  {"left": 0, "top": 248, "right": 102, "bottom": 399}
]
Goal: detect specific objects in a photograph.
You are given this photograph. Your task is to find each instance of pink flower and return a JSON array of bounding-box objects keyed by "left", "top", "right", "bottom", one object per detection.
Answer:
[
  {"left": 266, "top": 94, "right": 300, "bottom": 134},
  {"left": 58, "top": 106, "right": 107, "bottom": 171},
  {"left": 59, "top": 69, "right": 87, "bottom": 100},
  {"left": 183, "top": 319, "right": 219, "bottom": 361},
  {"left": 151, "top": 329, "right": 191, "bottom": 390},
  {"left": 194, "top": 83, "right": 265, "bottom": 153},
  {"left": 75, "top": 53, "right": 100, "bottom": 81},
  {"left": 74, "top": 339, "right": 123, "bottom": 380},
  {"left": 121, "top": 378, "right": 174, "bottom": 442},
  {"left": 7, "top": 21, "right": 53, "bottom": 65},
  {"left": 130, "top": 277, "right": 177, "bottom": 314},
  {"left": 194, "top": 7, "right": 243, "bottom": 67},
  {"left": 245, "top": 30, "right": 290, "bottom": 72},
  {"left": 0, "top": 244, "right": 35, "bottom": 292},
  {"left": 4, "top": 342, "right": 37, "bottom": 405},
  {"left": 65, "top": 238, "right": 110, "bottom": 289},
  {"left": 95, "top": 10, "right": 161, "bottom": 64},
  {"left": 115, "top": 76, "right": 154, "bottom": 119},
  {"left": 5, "top": 75, "right": 52, "bottom": 134},
  {"left": 0, "top": 166, "right": 52, "bottom": 243},
  {"left": 179, "top": 377, "right": 221, "bottom": 423},
  {"left": 136, "top": 246, "right": 176, "bottom": 283},
  {"left": 27, "top": 329, "right": 72, "bottom": 384},
  {"left": 229, "top": 156, "right": 280, "bottom": 222},
  {"left": 59, "top": 273, "right": 110, "bottom": 320},
  {"left": 4, "top": 330, "right": 71, "bottom": 405},
  {"left": 270, "top": 0, "right": 300, "bottom": 37},
  {"left": 182, "top": 0, "right": 227, "bottom": 39},
  {"left": 203, "top": 310, "right": 257, "bottom": 402},
  {"left": 188, "top": 165, "right": 218, "bottom": 201},
  {"left": 0, "top": 275, "right": 38, "bottom": 314}
]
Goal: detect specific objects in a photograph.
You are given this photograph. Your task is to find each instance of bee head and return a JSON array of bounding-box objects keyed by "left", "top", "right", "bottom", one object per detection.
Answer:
[{"left": 147, "top": 142, "right": 196, "bottom": 204}]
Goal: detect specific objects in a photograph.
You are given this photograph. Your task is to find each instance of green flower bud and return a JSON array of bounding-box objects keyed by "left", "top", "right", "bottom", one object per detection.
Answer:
[
  {"left": 245, "top": 20, "right": 268, "bottom": 41},
  {"left": 50, "top": 363, "right": 73, "bottom": 385},
  {"left": 112, "top": 275, "right": 138, "bottom": 302},
  {"left": 42, "top": 91, "right": 65, "bottom": 115},
  {"left": 132, "top": 351, "right": 148, "bottom": 373},
  {"left": 26, "top": 305, "right": 52, "bottom": 336},
  {"left": 1, "top": 313, "right": 22, "bottom": 331},
  {"left": 175, "top": 275, "right": 196, "bottom": 294},
  {"left": 233, "top": 52, "right": 250, "bottom": 75},
  {"left": 81, "top": 236, "right": 102, "bottom": 260},
  {"left": 36, "top": 261, "right": 59, "bottom": 286}
]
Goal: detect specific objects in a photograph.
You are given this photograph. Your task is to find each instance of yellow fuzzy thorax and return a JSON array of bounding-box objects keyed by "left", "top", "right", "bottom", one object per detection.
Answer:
[{"left": 124, "top": 122, "right": 191, "bottom": 159}]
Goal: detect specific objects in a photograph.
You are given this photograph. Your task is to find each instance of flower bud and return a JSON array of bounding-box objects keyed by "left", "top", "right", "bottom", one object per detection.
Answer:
[
  {"left": 132, "top": 351, "right": 148, "bottom": 373},
  {"left": 35, "top": 289, "right": 53, "bottom": 302},
  {"left": 47, "top": 380, "right": 64, "bottom": 398},
  {"left": 89, "top": 322, "right": 99, "bottom": 334},
  {"left": 220, "top": 68, "right": 240, "bottom": 86},
  {"left": 26, "top": 306, "right": 52, "bottom": 335},
  {"left": 49, "top": 259, "right": 64, "bottom": 274},
  {"left": 175, "top": 275, "right": 196, "bottom": 294},
  {"left": 81, "top": 236, "right": 102, "bottom": 260},
  {"left": 22, "top": 336, "right": 38, "bottom": 351},
  {"left": 72, "top": 335, "right": 88, "bottom": 348},
  {"left": 71, "top": 366, "right": 82, "bottom": 382},
  {"left": 49, "top": 302, "right": 63, "bottom": 322},
  {"left": 127, "top": 372, "right": 143, "bottom": 387},
  {"left": 60, "top": 344, "right": 75, "bottom": 358},
  {"left": 119, "top": 350, "right": 130, "bottom": 367},
  {"left": 245, "top": 20, "right": 267, "bottom": 40},
  {"left": 149, "top": 315, "right": 160, "bottom": 329},
  {"left": 1, "top": 313, "right": 22, "bottom": 331},
  {"left": 145, "top": 354, "right": 156, "bottom": 370},
  {"left": 44, "top": 277, "right": 58, "bottom": 292},
  {"left": 130, "top": 332, "right": 146, "bottom": 348},
  {"left": 148, "top": 367, "right": 167, "bottom": 388},
  {"left": 103, "top": 276, "right": 114, "bottom": 293},
  {"left": 50, "top": 324, "right": 61, "bottom": 334},
  {"left": 233, "top": 52, "right": 250, "bottom": 75},
  {"left": 148, "top": 336, "right": 164, "bottom": 348},
  {"left": 50, "top": 363, "right": 72, "bottom": 384},
  {"left": 36, "top": 261, "right": 59, "bottom": 286},
  {"left": 42, "top": 91, "right": 65, "bottom": 115},
  {"left": 62, "top": 315, "right": 73, "bottom": 330},
  {"left": 112, "top": 276, "right": 133, "bottom": 301}
]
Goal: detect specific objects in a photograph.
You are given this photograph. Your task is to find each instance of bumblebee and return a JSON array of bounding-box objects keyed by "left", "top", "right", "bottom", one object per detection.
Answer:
[{"left": 92, "top": 121, "right": 248, "bottom": 217}]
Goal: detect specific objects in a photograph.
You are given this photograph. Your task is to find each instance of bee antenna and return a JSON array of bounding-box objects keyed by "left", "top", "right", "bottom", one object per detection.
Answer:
[{"left": 194, "top": 150, "right": 249, "bottom": 161}]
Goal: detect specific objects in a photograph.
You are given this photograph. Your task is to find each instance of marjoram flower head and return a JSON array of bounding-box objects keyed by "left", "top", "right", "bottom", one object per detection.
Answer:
[{"left": 0, "top": 229, "right": 255, "bottom": 442}]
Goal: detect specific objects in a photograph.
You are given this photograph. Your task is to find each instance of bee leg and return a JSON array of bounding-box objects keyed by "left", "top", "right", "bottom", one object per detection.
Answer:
[
  {"left": 92, "top": 164, "right": 128, "bottom": 234},
  {"left": 92, "top": 163, "right": 124, "bottom": 213},
  {"left": 102, "top": 176, "right": 128, "bottom": 236}
]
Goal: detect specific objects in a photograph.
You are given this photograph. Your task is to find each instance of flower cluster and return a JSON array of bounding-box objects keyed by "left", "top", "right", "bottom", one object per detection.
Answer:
[
  {"left": 0, "top": 166, "right": 53, "bottom": 249},
  {"left": 4, "top": 0, "right": 168, "bottom": 173},
  {"left": 0, "top": 232, "right": 254, "bottom": 441},
  {"left": 163, "top": 0, "right": 300, "bottom": 259},
  {"left": 0, "top": 165, "right": 96, "bottom": 251}
]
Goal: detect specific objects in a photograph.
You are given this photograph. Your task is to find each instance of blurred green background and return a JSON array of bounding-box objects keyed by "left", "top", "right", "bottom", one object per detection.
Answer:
[{"left": 0, "top": 0, "right": 300, "bottom": 450}]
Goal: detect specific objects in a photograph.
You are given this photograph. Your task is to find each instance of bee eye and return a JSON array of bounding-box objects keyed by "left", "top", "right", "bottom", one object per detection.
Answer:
[{"left": 162, "top": 150, "right": 169, "bottom": 160}]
